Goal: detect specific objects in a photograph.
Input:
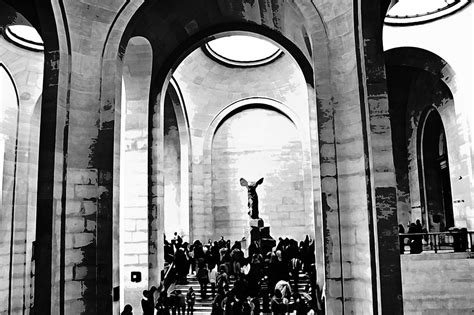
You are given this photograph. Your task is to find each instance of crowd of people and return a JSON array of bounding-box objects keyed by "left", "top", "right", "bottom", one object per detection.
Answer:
[{"left": 122, "top": 233, "right": 323, "bottom": 314}]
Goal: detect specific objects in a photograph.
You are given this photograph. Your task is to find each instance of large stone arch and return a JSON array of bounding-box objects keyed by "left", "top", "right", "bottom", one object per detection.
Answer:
[
  {"left": 116, "top": 0, "right": 327, "bottom": 294},
  {"left": 167, "top": 78, "right": 192, "bottom": 240},
  {"left": 385, "top": 47, "right": 472, "bottom": 231},
  {"left": 118, "top": 35, "right": 153, "bottom": 311},
  {"left": 201, "top": 97, "right": 314, "bottom": 242},
  {"left": 0, "top": 48, "right": 43, "bottom": 313},
  {"left": 385, "top": 47, "right": 456, "bottom": 93}
]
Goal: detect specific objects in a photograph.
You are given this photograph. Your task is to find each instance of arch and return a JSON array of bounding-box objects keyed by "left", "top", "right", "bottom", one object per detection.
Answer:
[
  {"left": 0, "top": 63, "right": 20, "bottom": 107},
  {"left": 384, "top": 47, "right": 456, "bottom": 93},
  {"left": 385, "top": 46, "right": 463, "bottom": 231},
  {"left": 115, "top": 0, "right": 327, "bottom": 286},
  {"left": 1, "top": 2, "right": 66, "bottom": 313},
  {"left": 118, "top": 35, "right": 153, "bottom": 312},
  {"left": 0, "top": 61, "right": 20, "bottom": 315},
  {"left": 384, "top": 0, "right": 470, "bottom": 26},
  {"left": 201, "top": 97, "right": 314, "bottom": 241},
  {"left": 0, "top": 19, "right": 48, "bottom": 310},
  {"left": 107, "top": 0, "right": 391, "bottom": 312},
  {"left": 167, "top": 78, "right": 192, "bottom": 240},
  {"left": 121, "top": 0, "right": 326, "bottom": 96},
  {"left": 206, "top": 97, "right": 305, "bottom": 144},
  {"left": 417, "top": 107, "right": 454, "bottom": 231}
]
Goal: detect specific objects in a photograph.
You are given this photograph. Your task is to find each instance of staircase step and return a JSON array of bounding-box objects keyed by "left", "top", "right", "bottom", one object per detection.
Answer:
[{"left": 169, "top": 271, "right": 311, "bottom": 314}]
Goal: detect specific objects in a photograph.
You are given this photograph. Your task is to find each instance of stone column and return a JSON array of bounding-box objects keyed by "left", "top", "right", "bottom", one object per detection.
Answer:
[
  {"left": 358, "top": 0, "right": 404, "bottom": 312},
  {"left": 149, "top": 95, "right": 165, "bottom": 285}
]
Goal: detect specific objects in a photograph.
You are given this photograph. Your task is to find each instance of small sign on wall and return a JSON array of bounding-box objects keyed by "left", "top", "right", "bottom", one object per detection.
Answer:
[{"left": 131, "top": 271, "right": 142, "bottom": 283}]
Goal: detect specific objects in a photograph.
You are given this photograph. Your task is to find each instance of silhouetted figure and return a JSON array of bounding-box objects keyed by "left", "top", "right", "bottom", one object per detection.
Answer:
[
  {"left": 216, "top": 264, "right": 229, "bottom": 293},
  {"left": 196, "top": 264, "right": 209, "bottom": 299},
  {"left": 175, "top": 247, "right": 188, "bottom": 284},
  {"left": 211, "top": 288, "right": 225, "bottom": 315},
  {"left": 186, "top": 287, "right": 195, "bottom": 315},
  {"left": 169, "top": 290, "right": 179, "bottom": 315},
  {"left": 176, "top": 290, "right": 186, "bottom": 315},
  {"left": 408, "top": 221, "right": 423, "bottom": 254},
  {"left": 141, "top": 290, "right": 155, "bottom": 315},
  {"left": 121, "top": 304, "right": 133, "bottom": 315},
  {"left": 156, "top": 290, "right": 170, "bottom": 315},
  {"left": 398, "top": 224, "right": 405, "bottom": 254},
  {"left": 209, "top": 264, "right": 218, "bottom": 297}
]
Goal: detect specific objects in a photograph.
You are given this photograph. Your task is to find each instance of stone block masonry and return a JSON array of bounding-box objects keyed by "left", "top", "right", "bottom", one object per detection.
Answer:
[{"left": 401, "top": 253, "right": 474, "bottom": 313}]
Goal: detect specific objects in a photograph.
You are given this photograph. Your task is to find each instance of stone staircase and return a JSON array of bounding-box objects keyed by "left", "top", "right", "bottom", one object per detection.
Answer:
[{"left": 172, "top": 272, "right": 310, "bottom": 314}]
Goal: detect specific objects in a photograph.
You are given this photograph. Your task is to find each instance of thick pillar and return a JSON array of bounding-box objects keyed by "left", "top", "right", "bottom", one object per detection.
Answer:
[
  {"left": 357, "top": 0, "right": 404, "bottom": 312},
  {"left": 33, "top": 1, "right": 118, "bottom": 313},
  {"left": 148, "top": 94, "right": 165, "bottom": 285}
]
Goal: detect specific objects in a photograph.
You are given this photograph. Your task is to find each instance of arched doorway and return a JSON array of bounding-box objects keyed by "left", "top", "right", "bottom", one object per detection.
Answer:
[{"left": 419, "top": 108, "right": 454, "bottom": 230}]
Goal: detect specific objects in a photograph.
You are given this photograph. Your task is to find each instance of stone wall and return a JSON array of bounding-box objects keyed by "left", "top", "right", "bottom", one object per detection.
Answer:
[
  {"left": 211, "top": 108, "right": 310, "bottom": 242},
  {"left": 401, "top": 253, "right": 474, "bottom": 313}
]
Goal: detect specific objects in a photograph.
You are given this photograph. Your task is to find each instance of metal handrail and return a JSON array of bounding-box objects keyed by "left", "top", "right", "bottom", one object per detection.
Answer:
[
  {"left": 399, "top": 230, "right": 473, "bottom": 254},
  {"left": 162, "top": 262, "right": 176, "bottom": 292}
]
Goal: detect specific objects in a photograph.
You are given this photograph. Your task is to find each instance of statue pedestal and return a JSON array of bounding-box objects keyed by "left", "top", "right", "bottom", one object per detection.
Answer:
[
  {"left": 249, "top": 218, "right": 264, "bottom": 228},
  {"left": 248, "top": 218, "right": 276, "bottom": 256}
]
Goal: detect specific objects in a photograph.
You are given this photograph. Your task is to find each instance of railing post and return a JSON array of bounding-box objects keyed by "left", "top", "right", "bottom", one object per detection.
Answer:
[
  {"left": 469, "top": 232, "right": 473, "bottom": 252},
  {"left": 434, "top": 234, "right": 437, "bottom": 254}
]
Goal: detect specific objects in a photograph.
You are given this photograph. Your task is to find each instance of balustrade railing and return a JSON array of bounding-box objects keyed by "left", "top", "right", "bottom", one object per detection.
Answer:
[{"left": 399, "top": 230, "right": 473, "bottom": 254}]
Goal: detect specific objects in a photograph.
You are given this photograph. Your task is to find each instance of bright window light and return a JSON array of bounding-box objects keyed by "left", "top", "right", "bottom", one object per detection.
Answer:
[
  {"left": 205, "top": 35, "right": 281, "bottom": 66},
  {"left": 4, "top": 25, "right": 43, "bottom": 51},
  {"left": 385, "top": 0, "right": 469, "bottom": 25}
]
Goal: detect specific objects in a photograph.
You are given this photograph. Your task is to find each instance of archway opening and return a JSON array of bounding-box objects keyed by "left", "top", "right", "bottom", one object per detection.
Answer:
[
  {"left": 142, "top": 30, "right": 320, "bottom": 311},
  {"left": 420, "top": 108, "right": 454, "bottom": 230},
  {"left": 0, "top": 2, "right": 45, "bottom": 313},
  {"left": 211, "top": 107, "right": 308, "bottom": 242},
  {"left": 117, "top": 0, "right": 337, "bottom": 309},
  {"left": 385, "top": 47, "right": 460, "bottom": 232}
]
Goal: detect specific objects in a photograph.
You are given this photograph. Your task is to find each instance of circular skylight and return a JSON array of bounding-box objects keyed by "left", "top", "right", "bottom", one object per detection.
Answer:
[
  {"left": 385, "top": 0, "right": 470, "bottom": 25},
  {"left": 4, "top": 25, "right": 44, "bottom": 51},
  {"left": 205, "top": 35, "right": 282, "bottom": 67}
]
